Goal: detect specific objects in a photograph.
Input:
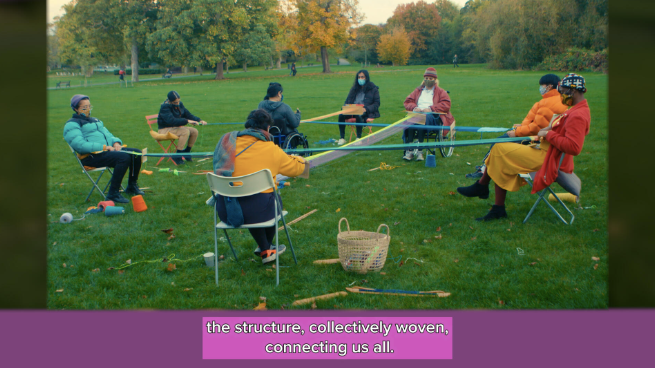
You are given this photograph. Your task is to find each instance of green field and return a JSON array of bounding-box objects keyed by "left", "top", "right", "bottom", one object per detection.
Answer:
[{"left": 47, "top": 64, "right": 608, "bottom": 310}]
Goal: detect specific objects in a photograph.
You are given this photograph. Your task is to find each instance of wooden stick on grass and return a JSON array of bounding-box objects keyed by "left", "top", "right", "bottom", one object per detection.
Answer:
[
  {"left": 278, "top": 209, "right": 317, "bottom": 231},
  {"left": 291, "top": 291, "right": 348, "bottom": 306}
]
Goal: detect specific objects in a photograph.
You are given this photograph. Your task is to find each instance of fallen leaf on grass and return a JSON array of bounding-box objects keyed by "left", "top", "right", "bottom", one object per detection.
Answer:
[
  {"left": 125, "top": 259, "right": 132, "bottom": 264},
  {"left": 161, "top": 228, "right": 174, "bottom": 234},
  {"left": 118, "top": 270, "right": 124, "bottom": 274},
  {"left": 435, "top": 235, "right": 442, "bottom": 239},
  {"left": 141, "top": 295, "right": 147, "bottom": 299},
  {"left": 413, "top": 210, "right": 417, "bottom": 213},
  {"left": 383, "top": 188, "right": 387, "bottom": 191},
  {"left": 311, "top": 302, "right": 317, "bottom": 310},
  {"left": 86, "top": 226, "right": 92, "bottom": 229},
  {"left": 171, "top": 282, "right": 175, "bottom": 286},
  {"left": 423, "top": 239, "right": 431, "bottom": 243},
  {"left": 241, "top": 269, "right": 246, "bottom": 276},
  {"left": 107, "top": 267, "right": 114, "bottom": 271},
  {"left": 254, "top": 302, "right": 267, "bottom": 311},
  {"left": 266, "top": 269, "right": 272, "bottom": 272},
  {"left": 393, "top": 221, "right": 401, "bottom": 225},
  {"left": 380, "top": 272, "right": 386, "bottom": 275},
  {"left": 592, "top": 229, "right": 599, "bottom": 232},
  {"left": 167, "top": 263, "right": 177, "bottom": 272},
  {"left": 92, "top": 268, "right": 99, "bottom": 272},
  {"left": 594, "top": 264, "right": 599, "bottom": 270},
  {"left": 530, "top": 262, "right": 537, "bottom": 265},
  {"left": 168, "top": 234, "right": 176, "bottom": 240},
  {"left": 448, "top": 191, "right": 455, "bottom": 195},
  {"left": 184, "top": 288, "right": 193, "bottom": 292},
  {"left": 436, "top": 226, "right": 441, "bottom": 232},
  {"left": 399, "top": 261, "right": 404, "bottom": 267},
  {"left": 62, "top": 263, "right": 66, "bottom": 268},
  {"left": 498, "top": 300, "right": 505, "bottom": 306},
  {"left": 219, "top": 255, "right": 225, "bottom": 260},
  {"left": 469, "top": 226, "right": 474, "bottom": 230},
  {"left": 53, "top": 242, "right": 57, "bottom": 246},
  {"left": 306, "top": 185, "right": 311, "bottom": 187},
  {"left": 453, "top": 259, "right": 459, "bottom": 263},
  {"left": 336, "top": 208, "right": 341, "bottom": 213},
  {"left": 449, "top": 223, "right": 452, "bottom": 227},
  {"left": 260, "top": 296, "right": 267, "bottom": 302},
  {"left": 294, "top": 294, "right": 299, "bottom": 298},
  {"left": 592, "top": 256, "right": 600, "bottom": 261},
  {"left": 400, "top": 248, "right": 404, "bottom": 252},
  {"left": 56, "top": 289, "right": 64, "bottom": 293},
  {"left": 70, "top": 265, "right": 74, "bottom": 268},
  {"left": 507, "top": 229, "right": 511, "bottom": 231},
  {"left": 471, "top": 237, "right": 477, "bottom": 240}
]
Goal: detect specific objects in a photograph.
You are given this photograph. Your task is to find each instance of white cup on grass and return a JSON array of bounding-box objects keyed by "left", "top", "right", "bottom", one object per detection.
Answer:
[{"left": 204, "top": 252, "right": 215, "bottom": 267}]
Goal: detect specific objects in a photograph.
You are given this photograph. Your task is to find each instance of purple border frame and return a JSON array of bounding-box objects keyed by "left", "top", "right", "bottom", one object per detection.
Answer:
[{"left": 1, "top": 310, "right": 652, "bottom": 367}]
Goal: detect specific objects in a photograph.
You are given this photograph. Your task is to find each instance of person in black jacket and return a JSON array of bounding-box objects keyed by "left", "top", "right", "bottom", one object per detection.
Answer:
[
  {"left": 337, "top": 69, "right": 380, "bottom": 145},
  {"left": 257, "top": 82, "right": 301, "bottom": 139},
  {"left": 157, "top": 91, "right": 206, "bottom": 164}
]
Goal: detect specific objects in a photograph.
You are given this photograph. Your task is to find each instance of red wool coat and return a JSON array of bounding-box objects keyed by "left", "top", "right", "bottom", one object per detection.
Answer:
[
  {"left": 403, "top": 85, "right": 455, "bottom": 126},
  {"left": 532, "top": 99, "right": 591, "bottom": 193}
]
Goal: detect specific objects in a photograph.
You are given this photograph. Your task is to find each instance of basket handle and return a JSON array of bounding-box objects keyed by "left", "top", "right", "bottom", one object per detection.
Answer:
[
  {"left": 377, "top": 224, "right": 390, "bottom": 236},
  {"left": 338, "top": 217, "right": 350, "bottom": 233}
]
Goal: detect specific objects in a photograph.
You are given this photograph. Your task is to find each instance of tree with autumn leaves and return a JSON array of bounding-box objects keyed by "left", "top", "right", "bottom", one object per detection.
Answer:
[{"left": 376, "top": 27, "right": 412, "bottom": 66}]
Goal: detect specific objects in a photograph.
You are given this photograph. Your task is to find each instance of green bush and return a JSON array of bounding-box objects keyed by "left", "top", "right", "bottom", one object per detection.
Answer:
[
  {"left": 536, "top": 48, "right": 608, "bottom": 74},
  {"left": 113, "top": 68, "right": 165, "bottom": 76}
]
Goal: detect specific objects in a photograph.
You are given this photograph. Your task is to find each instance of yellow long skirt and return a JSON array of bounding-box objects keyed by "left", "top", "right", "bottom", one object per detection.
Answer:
[{"left": 484, "top": 142, "right": 547, "bottom": 192}]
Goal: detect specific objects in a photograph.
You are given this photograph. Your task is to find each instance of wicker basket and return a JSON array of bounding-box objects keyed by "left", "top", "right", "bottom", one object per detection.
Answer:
[{"left": 337, "top": 218, "right": 390, "bottom": 274}]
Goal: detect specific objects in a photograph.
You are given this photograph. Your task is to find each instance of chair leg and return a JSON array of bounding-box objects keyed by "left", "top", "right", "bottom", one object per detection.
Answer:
[
  {"left": 548, "top": 187, "right": 575, "bottom": 224},
  {"left": 223, "top": 229, "right": 238, "bottom": 262},
  {"left": 276, "top": 193, "right": 297, "bottom": 265},
  {"left": 214, "top": 207, "right": 219, "bottom": 287},
  {"left": 349, "top": 125, "right": 355, "bottom": 142},
  {"left": 522, "top": 179, "right": 572, "bottom": 225},
  {"left": 85, "top": 170, "right": 106, "bottom": 202},
  {"left": 542, "top": 187, "right": 572, "bottom": 225},
  {"left": 274, "top": 194, "right": 280, "bottom": 287}
]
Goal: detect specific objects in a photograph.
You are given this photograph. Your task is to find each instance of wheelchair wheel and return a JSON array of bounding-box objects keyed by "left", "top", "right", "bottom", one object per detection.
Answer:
[
  {"left": 438, "top": 124, "right": 456, "bottom": 158},
  {"left": 283, "top": 132, "right": 311, "bottom": 157},
  {"left": 269, "top": 126, "right": 283, "bottom": 147}
]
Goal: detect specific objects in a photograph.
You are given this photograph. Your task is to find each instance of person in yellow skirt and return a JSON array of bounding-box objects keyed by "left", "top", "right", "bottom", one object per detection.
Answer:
[{"left": 456, "top": 73, "right": 591, "bottom": 221}]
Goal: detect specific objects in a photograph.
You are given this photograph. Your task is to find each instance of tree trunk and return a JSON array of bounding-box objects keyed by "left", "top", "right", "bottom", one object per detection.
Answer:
[
  {"left": 198, "top": 66, "right": 203, "bottom": 76},
  {"left": 183, "top": 66, "right": 190, "bottom": 74},
  {"left": 130, "top": 38, "right": 139, "bottom": 82},
  {"left": 242, "top": 62, "right": 247, "bottom": 72},
  {"left": 270, "top": 57, "right": 274, "bottom": 69},
  {"left": 276, "top": 55, "right": 281, "bottom": 69},
  {"left": 321, "top": 46, "right": 331, "bottom": 73},
  {"left": 215, "top": 61, "right": 224, "bottom": 80}
]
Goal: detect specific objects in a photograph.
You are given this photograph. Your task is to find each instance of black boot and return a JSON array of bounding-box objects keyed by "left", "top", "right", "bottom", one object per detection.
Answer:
[
  {"left": 476, "top": 205, "right": 508, "bottom": 222},
  {"left": 125, "top": 182, "right": 145, "bottom": 196},
  {"left": 456, "top": 181, "right": 489, "bottom": 199},
  {"left": 183, "top": 146, "right": 193, "bottom": 162},
  {"left": 173, "top": 150, "right": 186, "bottom": 165},
  {"left": 106, "top": 188, "right": 129, "bottom": 203}
]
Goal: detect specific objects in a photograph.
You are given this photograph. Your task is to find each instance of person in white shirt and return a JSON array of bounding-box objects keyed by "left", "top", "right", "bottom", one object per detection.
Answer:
[{"left": 402, "top": 67, "right": 455, "bottom": 161}]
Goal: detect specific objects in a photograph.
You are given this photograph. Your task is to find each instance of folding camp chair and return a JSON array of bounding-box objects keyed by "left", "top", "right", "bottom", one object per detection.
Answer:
[
  {"left": 519, "top": 153, "right": 581, "bottom": 224},
  {"left": 206, "top": 169, "right": 298, "bottom": 287},
  {"left": 146, "top": 114, "right": 179, "bottom": 166},
  {"left": 67, "top": 143, "right": 124, "bottom": 202},
  {"left": 347, "top": 118, "right": 375, "bottom": 142}
]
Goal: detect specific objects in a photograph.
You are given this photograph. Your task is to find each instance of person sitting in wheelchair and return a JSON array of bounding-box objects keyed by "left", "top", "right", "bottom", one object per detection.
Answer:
[{"left": 258, "top": 82, "right": 301, "bottom": 140}]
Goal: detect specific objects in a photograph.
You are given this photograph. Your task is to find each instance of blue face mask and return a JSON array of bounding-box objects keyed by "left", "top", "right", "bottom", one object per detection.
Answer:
[
  {"left": 280, "top": 94, "right": 284, "bottom": 101},
  {"left": 358, "top": 78, "right": 366, "bottom": 86},
  {"left": 539, "top": 85, "right": 549, "bottom": 95}
]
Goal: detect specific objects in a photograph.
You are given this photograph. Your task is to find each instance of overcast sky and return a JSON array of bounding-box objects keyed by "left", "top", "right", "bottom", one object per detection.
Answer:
[{"left": 48, "top": 0, "right": 469, "bottom": 25}]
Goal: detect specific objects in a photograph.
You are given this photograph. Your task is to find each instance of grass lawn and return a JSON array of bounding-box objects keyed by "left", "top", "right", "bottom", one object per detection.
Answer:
[{"left": 47, "top": 64, "right": 607, "bottom": 310}]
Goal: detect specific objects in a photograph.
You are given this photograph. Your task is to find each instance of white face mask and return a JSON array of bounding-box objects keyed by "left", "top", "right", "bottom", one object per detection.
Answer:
[{"left": 539, "top": 85, "right": 549, "bottom": 95}]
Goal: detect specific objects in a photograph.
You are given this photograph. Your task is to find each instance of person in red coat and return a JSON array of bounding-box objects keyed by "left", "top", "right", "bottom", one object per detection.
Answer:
[
  {"left": 456, "top": 73, "right": 590, "bottom": 221},
  {"left": 402, "top": 67, "right": 455, "bottom": 161}
]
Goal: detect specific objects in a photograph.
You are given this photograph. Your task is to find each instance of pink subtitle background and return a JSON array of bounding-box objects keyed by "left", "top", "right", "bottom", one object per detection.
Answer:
[{"left": 202, "top": 317, "right": 452, "bottom": 359}]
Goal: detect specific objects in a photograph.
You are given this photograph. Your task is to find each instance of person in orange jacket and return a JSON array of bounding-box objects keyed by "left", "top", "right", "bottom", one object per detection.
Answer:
[{"left": 466, "top": 74, "right": 568, "bottom": 179}]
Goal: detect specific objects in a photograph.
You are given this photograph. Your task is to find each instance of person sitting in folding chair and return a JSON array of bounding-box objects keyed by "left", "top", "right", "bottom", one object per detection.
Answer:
[
  {"left": 465, "top": 74, "right": 568, "bottom": 179},
  {"left": 402, "top": 67, "right": 455, "bottom": 161},
  {"left": 213, "top": 109, "right": 306, "bottom": 264},
  {"left": 63, "top": 94, "right": 144, "bottom": 204},
  {"left": 336, "top": 69, "right": 380, "bottom": 145},
  {"left": 456, "top": 73, "right": 590, "bottom": 221},
  {"left": 157, "top": 90, "right": 207, "bottom": 165}
]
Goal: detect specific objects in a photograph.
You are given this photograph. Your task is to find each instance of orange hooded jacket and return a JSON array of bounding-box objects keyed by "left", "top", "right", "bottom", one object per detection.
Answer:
[{"left": 515, "top": 89, "right": 568, "bottom": 137}]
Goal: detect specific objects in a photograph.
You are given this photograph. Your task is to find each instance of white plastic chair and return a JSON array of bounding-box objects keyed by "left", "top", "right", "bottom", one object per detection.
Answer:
[
  {"left": 67, "top": 143, "right": 124, "bottom": 202},
  {"left": 206, "top": 169, "right": 297, "bottom": 287}
]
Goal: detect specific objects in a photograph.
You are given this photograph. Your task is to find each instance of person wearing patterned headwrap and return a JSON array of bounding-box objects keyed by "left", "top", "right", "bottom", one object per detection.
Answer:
[{"left": 457, "top": 73, "right": 590, "bottom": 222}]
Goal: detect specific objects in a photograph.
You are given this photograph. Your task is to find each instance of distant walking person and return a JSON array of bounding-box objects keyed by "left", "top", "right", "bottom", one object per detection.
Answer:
[
  {"left": 292, "top": 62, "right": 297, "bottom": 77},
  {"left": 453, "top": 54, "right": 459, "bottom": 68},
  {"left": 118, "top": 69, "right": 125, "bottom": 81}
]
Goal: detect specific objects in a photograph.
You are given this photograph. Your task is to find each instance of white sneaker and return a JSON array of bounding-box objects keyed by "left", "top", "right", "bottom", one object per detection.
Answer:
[
  {"left": 403, "top": 151, "right": 414, "bottom": 161},
  {"left": 337, "top": 138, "right": 346, "bottom": 145},
  {"left": 416, "top": 151, "right": 424, "bottom": 161}
]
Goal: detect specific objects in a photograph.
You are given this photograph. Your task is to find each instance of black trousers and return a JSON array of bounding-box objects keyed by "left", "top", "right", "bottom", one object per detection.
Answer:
[
  {"left": 338, "top": 114, "right": 368, "bottom": 139},
  {"left": 403, "top": 114, "right": 439, "bottom": 144},
  {"left": 81, "top": 147, "right": 142, "bottom": 191},
  {"left": 216, "top": 192, "right": 284, "bottom": 251}
]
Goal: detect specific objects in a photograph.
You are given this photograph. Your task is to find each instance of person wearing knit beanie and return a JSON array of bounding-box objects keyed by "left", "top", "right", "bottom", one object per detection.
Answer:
[
  {"left": 402, "top": 67, "right": 455, "bottom": 161},
  {"left": 156, "top": 91, "right": 207, "bottom": 164}
]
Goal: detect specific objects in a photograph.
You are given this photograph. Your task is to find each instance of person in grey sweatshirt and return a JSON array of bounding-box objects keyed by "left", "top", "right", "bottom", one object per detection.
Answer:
[{"left": 257, "top": 82, "right": 301, "bottom": 137}]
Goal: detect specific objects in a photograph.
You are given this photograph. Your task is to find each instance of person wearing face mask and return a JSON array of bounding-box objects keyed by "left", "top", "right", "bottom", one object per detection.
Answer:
[
  {"left": 465, "top": 74, "right": 567, "bottom": 179},
  {"left": 403, "top": 67, "right": 455, "bottom": 161},
  {"left": 63, "top": 94, "right": 144, "bottom": 204},
  {"left": 258, "top": 82, "right": 301, "bottom": 139},
  {"left": 157, "top": 90, "right": 207, "bottom": 165},
  {"left": 213, "top": 109, "right": 307, "bottom": 264},
  {"left": 456, "top": 73, "right": 590, "bottom": 221},
  {"left": 336, "top": 70, "right": 381, "bottom": 145}
]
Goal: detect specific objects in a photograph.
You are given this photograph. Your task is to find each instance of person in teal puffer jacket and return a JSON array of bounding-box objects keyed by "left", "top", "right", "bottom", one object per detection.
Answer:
[{"left": 63, "top": 94, "right": 144, "bottom": 203}]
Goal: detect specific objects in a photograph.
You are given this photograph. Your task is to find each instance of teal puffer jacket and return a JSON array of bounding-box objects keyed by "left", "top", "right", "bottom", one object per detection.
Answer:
[{"left": 63, "top": 114, "right": 122, "bottom": 154}]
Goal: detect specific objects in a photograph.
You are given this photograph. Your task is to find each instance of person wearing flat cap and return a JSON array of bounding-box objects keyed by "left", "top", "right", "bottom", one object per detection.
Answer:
[
  {"left": 157, "top": 90, "right": 207, "bottom": 165},
  {"left": 402, "top": 67, "right": 455, "bottom": 161},
  {"left": 63, "top": 94, "right": 144, "bottom": 204}
]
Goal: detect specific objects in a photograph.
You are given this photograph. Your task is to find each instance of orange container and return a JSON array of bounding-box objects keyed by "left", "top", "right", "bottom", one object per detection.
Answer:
[{"left": 131, "top": 195, "right": 148, "bottom": 213}]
